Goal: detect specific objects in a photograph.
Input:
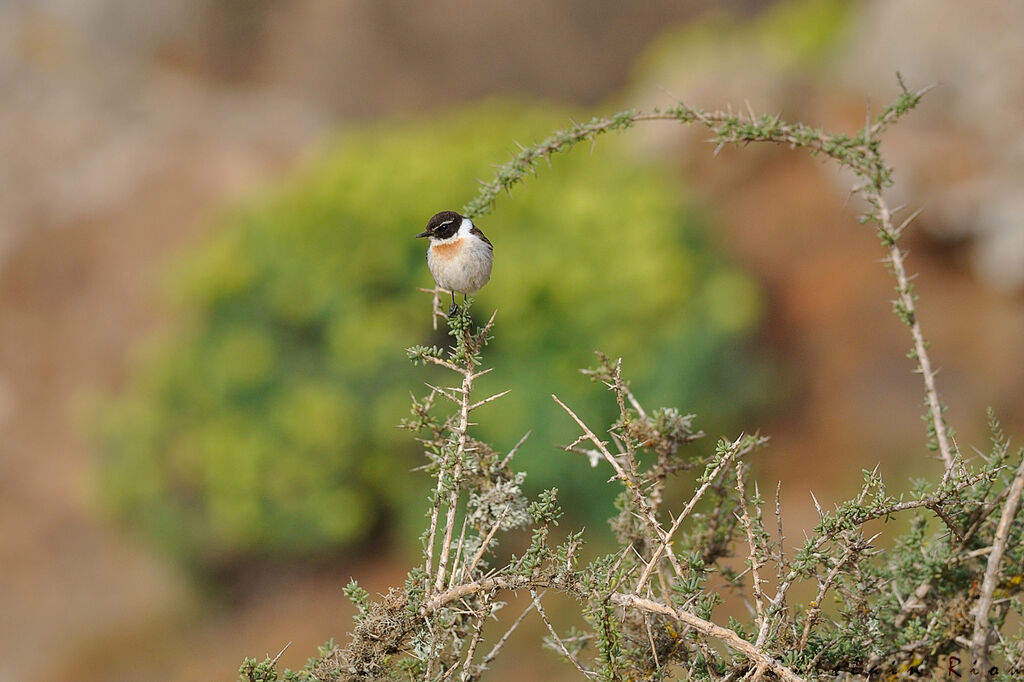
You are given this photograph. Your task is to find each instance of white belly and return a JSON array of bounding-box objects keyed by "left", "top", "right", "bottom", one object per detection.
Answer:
[{"left": 427, "top": 238, "right": 493, "bottom": 294}]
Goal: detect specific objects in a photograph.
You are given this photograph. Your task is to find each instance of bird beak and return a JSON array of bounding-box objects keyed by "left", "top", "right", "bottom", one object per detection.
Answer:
[{"left": 415, "top": 230, "right": 430, "bottom": 239}]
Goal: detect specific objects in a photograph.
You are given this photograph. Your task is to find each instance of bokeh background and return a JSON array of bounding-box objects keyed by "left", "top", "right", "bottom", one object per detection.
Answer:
[{"left": 2, "top": 0, "right": 1023, "bottom": 680}]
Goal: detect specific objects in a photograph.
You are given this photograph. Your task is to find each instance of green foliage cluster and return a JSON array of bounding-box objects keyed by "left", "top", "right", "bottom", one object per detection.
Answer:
[{"left": 96, "top": 101, "right": 766, "bottom": 570}]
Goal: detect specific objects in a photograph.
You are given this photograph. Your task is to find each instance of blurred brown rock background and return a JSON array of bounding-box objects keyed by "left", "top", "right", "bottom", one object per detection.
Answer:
[{"left": 0, "top": 1, "right": 1021, "bottom": 680}]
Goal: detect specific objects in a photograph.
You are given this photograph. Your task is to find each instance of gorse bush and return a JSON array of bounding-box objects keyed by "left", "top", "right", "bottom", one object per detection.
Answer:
[
  {"left": 96, "top": 102, "right": 767, "bottom": 570},
  {"left": 240, "top": 81, "right": 1024, "bottom": 681}
]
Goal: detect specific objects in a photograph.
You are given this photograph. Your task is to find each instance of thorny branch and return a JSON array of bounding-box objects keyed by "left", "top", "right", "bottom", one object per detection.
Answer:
[
  {"left": 243, "top": 82, "right": 1024, "bottom": 682},
  {"left": 463, "top": 77, "right": 955, "bottom": 475},
  {"left": 971, "top": 455, "right": 1024, "bottom": 678},
  {"left": 635, "top": 433, "right": 760, "bottom": 594},
  {"left": 608, "top": 593, "right": 805, "bottom": 682},
  {"left": 553, "top": 393, "right": 683, "bottom": 581},
  {"left": 735, "top": 461, "right": 768, "bottom": 631}
]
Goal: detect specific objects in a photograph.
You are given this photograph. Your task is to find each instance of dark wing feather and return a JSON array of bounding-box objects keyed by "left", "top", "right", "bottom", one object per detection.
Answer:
[{"left": 470, "top": 225, "right": 493, "bottom": 250}]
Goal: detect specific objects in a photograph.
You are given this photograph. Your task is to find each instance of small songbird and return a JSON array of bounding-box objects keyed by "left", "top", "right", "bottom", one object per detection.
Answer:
[{"left": 416, "top": 210, "right": 493, "bottom": 315}]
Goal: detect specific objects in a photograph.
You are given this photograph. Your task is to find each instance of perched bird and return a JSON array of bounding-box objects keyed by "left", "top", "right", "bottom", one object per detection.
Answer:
[{"left": 416, "top": 210, "right": 493, "bottom": 315}]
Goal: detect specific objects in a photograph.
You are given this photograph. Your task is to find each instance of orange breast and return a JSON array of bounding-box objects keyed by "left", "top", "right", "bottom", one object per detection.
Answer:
[{"left": 430, "top": 238, "right": 463, "bottom": 261}]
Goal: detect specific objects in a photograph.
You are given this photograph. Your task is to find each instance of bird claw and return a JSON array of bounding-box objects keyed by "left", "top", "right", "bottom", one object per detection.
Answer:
[{"left": 448, "top": 302, "right": 459, "bottom": 316}]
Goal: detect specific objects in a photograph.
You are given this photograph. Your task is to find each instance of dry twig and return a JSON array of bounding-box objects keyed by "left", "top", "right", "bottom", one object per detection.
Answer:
[{"left": 971, "top": 455, "right": 1024, "bottom": 677}]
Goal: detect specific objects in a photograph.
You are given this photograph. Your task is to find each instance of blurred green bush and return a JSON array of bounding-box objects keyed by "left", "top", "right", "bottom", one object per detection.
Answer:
[{"left": 96, "top": 100, "right": 771, "bottom": 572}]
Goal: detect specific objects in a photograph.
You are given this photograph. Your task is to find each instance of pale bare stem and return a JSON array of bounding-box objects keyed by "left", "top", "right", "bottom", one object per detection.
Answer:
[
  {"left": 552, "top": 393, "right": 630, "bottom": 484},
  {"left": 425, "top": 382, "right": 464, "bottom": 406},
  {"left": 874, "top": 193, "right": 955, "bottom": 471},
  {"left": 459, "top": 609, "right": 487, "bottom": 682},
  {"left": 635, "top": 434, "right": 758, "bottom": 594},
  {"left": 734, "top": 461, "right": 766, "bottom": 630},
  {"left": 618, "top": 455, "right": 686, "bottom": 585},
  {"left": 642, "top": 611, "right": 660, "bottom": 669},
  {"left": 421, "top": 353, "right": 465, "bottom": 374},
  {"left": 881, "top": 490, "right": 986, "bottom": 517},
  {"left": 424, "top": 576, "right": 530, "bottom": 613},
  {"left": 809, "top": 490, "right": 823, "bottom": 519},
  {"left": 766, "top": 481, "right": 793, "bottom": 639},
  {"left": 892, "top": 206, "right": 925, "bottom": 240},
  {"left": 774, "top": 481, "right": 787, "bottom": 581},
  {"left": 498, "top": 430, "right": 531, "bottom": 469},
  {"left": 435, "top": 364, "right": 476, "bottom": 593},
  {"left": 448, "top": 514, "right": 470, "bottom": 590},
  {"left": 469, "top": 366, "right": 495, "bottom": 380},
  {"left": 532, "top": 590, "right": 596, "bottom": 679},
  {"left": 436, "top": 663, "right": 459, "bottom": 682},
  {"left": 468, "top": 388, "right": 512, "bottom": 412},
  {"left": 424, "top": 452, "right": 450, "bottom": 594},
  {"left": 565, "top": 443, "right": 605, "bottom": 468},
  {"left": 740, "top": 661, "right": 769, "bottom": 682},
  {"left": 609, "top": 593, "right": 807, "bottom": 682},
  {"left": 965, "top": 545, "right": 996, "bottom": 561},
  {"left": 421, "top": 575, "right": 804, "bottom": 681},
  {"left": 462, "top": 505, "right": 510, "bottom": 580},
  {"left": 971, "top": 454, "right": 1024, "bottom": 678},
  {"left": 477, "top": 598, "right": 536, "bottom": 671},
  {"left": 654, "top": 559, "right": 672, "bottom": 606},
  {"left": 417, "top": 286, "right": 451, "bottom": 331},
  {"left": 479, "top": 309, "right": 499, "bottom": 340},
  {"left": 648, "top": 451, "right": 668, "bottom": 516},
  {"left": 268, "top": 641, "right": 292, "bottom": 668}
]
